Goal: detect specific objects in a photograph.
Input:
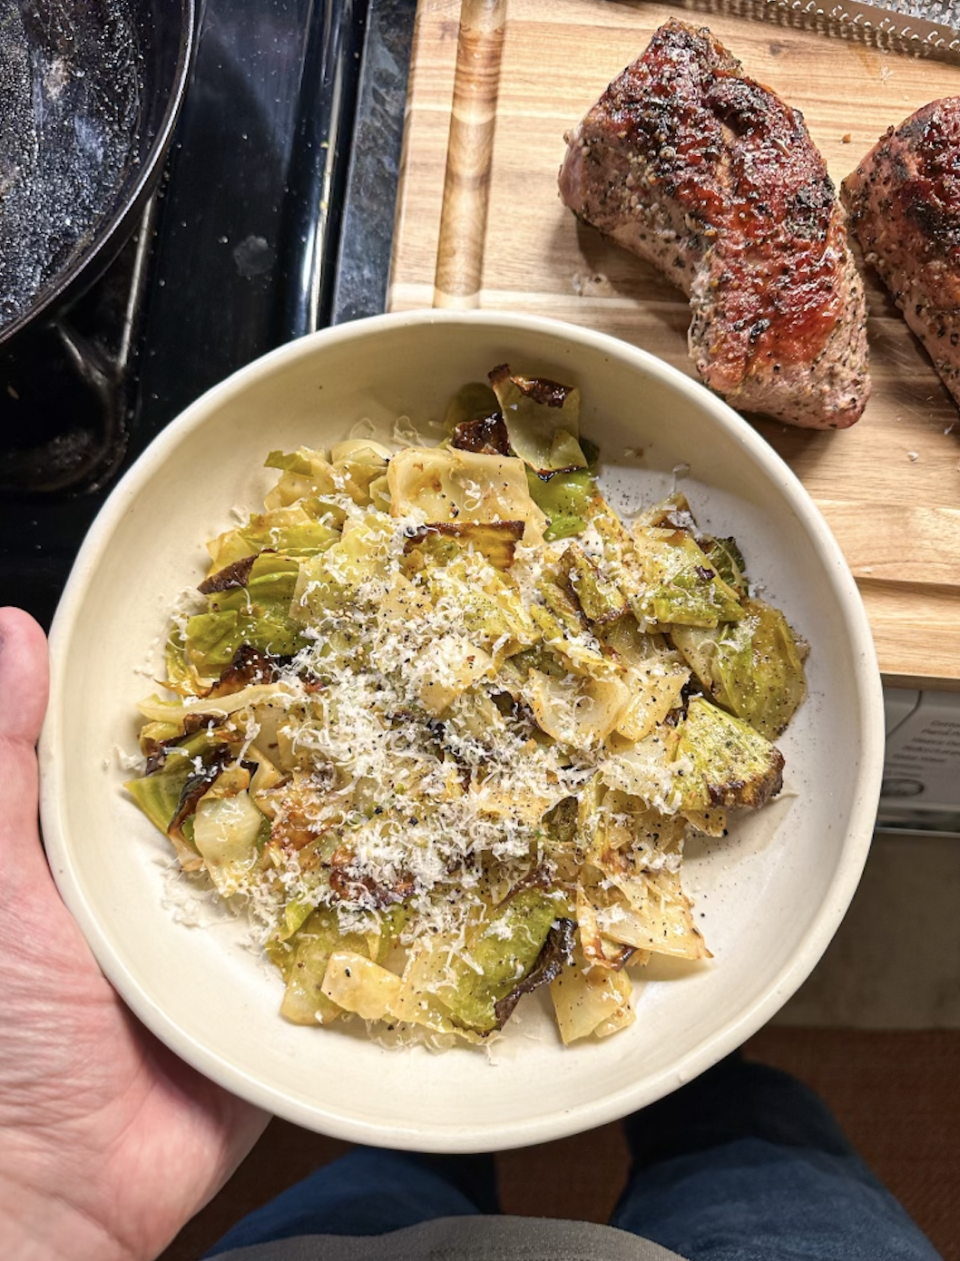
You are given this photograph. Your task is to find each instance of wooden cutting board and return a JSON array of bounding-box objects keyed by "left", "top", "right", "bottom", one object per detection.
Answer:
[{"left": 388, "top": 0, "right": 960, "bottom": 688}]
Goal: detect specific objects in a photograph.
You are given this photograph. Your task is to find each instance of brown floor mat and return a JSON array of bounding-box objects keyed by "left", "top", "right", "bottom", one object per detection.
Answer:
[{"left": 161, "top": 1029, "right": 959, "bottom": 1261}]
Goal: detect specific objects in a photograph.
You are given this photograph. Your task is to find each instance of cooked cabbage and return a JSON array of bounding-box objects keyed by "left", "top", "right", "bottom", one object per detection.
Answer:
[
  {"left": 488, "top": 364, "right": 587, "bottom": 475},
  {"left": 387, "top": 445, "right": 547, "bottom": 542},
  {"left": 127, "top": 368, "right": 806, "bottom": 1049},
  {"left": 671, "top": 598, "right": 807, "bottom": 738}
]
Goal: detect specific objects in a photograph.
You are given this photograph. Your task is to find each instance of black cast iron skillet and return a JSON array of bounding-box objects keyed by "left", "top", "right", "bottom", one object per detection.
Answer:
[{"left": 0, "top": 0, "right": 195, "bottom": 347}]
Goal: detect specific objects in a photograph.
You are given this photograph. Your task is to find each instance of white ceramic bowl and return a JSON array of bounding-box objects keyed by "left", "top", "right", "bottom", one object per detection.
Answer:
[{"left": 40, "top": 311, "right": 883, "bottom": 1151}]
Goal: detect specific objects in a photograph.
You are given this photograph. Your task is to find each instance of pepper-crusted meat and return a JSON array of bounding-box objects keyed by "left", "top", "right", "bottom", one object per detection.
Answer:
[
  {"left": 841, "top": 97, "right": 960, "bottom": 412},
  {"left": 559, "top": 20, "right": 870, "bottom": 429}
]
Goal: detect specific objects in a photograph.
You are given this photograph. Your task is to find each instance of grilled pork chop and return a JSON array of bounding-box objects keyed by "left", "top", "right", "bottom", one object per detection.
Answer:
[
  {"left": 559, "top": 20, "right": 870, "bottom": 429},
  {"left": 841, "top": 98, "right": 960, "bottom": 412}
]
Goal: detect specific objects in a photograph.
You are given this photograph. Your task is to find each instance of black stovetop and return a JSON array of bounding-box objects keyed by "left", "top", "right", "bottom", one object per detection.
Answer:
[{"left": 0, "top": 0, "right": 415, "bottom": 628}]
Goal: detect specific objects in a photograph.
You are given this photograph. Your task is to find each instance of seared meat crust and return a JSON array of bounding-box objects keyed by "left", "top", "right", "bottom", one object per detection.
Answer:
[
  {"left": 559, "top": 20, "right": 870, "bottom": 429},
  {"left": 841, "top": 97, "right": 960, "bottom": 411}
]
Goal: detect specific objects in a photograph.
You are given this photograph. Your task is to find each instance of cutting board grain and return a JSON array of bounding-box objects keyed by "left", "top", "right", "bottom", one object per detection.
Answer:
[{"left": 388, "top": 0, "right": 960, "bottom": 688}]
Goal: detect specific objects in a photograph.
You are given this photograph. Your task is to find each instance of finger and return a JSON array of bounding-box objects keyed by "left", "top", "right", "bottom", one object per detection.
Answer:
[
  {"left": 0, "top": 609, "right": 50, "bottom": 877},
  {"left": 0, "top": 607, "right": 49, "bottom": 748}
]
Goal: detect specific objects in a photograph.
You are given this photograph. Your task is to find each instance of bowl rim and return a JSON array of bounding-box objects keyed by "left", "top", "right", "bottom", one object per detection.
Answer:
[{"left": 39, "top": 309, "right": 885, "bottom": 1148}]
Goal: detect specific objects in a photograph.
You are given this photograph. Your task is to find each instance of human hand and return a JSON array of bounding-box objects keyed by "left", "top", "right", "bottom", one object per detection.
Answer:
[{"left": 0, "top": 608, "right": 268, "bottom": 1261}]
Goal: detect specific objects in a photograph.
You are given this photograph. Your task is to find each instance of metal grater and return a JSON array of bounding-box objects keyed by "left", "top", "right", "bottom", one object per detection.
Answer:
[{"left": 758, "top": 0, "right": 960, "bottom": 59}]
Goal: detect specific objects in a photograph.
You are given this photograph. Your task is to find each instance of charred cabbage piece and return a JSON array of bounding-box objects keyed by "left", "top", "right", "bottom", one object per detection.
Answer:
[
  {"left": 128, "top": 714, "right": 275, "bottom": 894},
  {"left": 445, "top": 375, "right": 594, "bottom": 539},
  {"left": 572, "top": 785, "right": 705, "bottom": 967},
  {"left": 206, "top": 503, "right": 342, "bottom": 572},
  {"left": 579, "top": 862, "right": 710, "bottom": 963},
  {"left": 183, "top": 553, "right": 306, "bottom": 680},
  {"left": 676, "top": 696, "right": 784, "bottom": 811},
  {"left": 388, "top": 445, "right": 548, "bottom": 542},
  {"left": 407, "top": 890, "right": 563, "bottom": 1035},
  {"left": 630, "top": 527, "right": 744, "bottom": 628},
  {"left": 488, "top": 364, "right": 587, "bottom": 476},
  {"left": 562, "top": 541, "right": 627, "bottom": 626},
  {"left": 698, "top": 535, "right": 748, "bottom": 598},
  {"left": 125, "top": 728, "right": 236, "bottom": 868},
  {"left": 494, "top": 917, "right": 576, "bottom": 1026},
  {"left": 445, "top": 381, "right": 507, "bottom": 450},
  {"left": 671, "top": 598, "right": 807, "bottom": 739},
  {"left": 200, "top": 644, "right": 289, "bottom": 699},
  {"left": 403, "top": 519, "right": 525, "bottom": 571}
]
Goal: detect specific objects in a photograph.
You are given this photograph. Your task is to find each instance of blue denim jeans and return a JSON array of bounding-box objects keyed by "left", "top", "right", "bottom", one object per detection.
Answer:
[{"left": 205, "top": 1056, "right": 941, "bottom": 1260}]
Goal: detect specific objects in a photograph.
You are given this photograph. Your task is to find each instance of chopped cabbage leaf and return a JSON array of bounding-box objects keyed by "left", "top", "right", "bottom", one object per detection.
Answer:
[
  {"left": 599, "top": 728, "right": 683, "bottom": 813},
  {"left": 125, "top": 728, "right": 235, "bottom": 868},
  {"left": 322, "top": 950, "right": 403, "bottom": 1022},
  {"left": 699, "top": 535, "right": 749, "bottom": 597},
  {"left": 550, "top": 948, "right": 635, "bottom": 1044},
  {"left": 292, "top": 513, "right": 393, "bottom": 620},
  {"left": 330, "top": 439, "right": 392, "bottom": 503},
  {"left": 525, "top": 669, "right": 631, "bottom": 748},
  {"left": 403, "top": 520, "right": 524, "bottom": 571},
  {"left": 207, "top": 504, "right": 342, "bottom": 572},
  {"left": 630, "top": 528, "right": 744, "bottom": 628},
  {"left": 426, "top": 560, "right": 536, "bottom": 650},
  {"left": 563, "top": 542, "right": 627, "bottom": 626},
  {"left": 588, "top": 865, "right": 711, "bottom": 962},
  {"left": 388, "top": 445, "right": 548, "bottom": 543},
  {"left": 488, "top": 364, "right": 587, "bottom": 475},
  {"left": 614, "top": 662, "right": 689, "bottom": 743},
  {"left": 193, "top": 772, "right": 269, "bottom": 897},
  {"left": 263, "top": 447, "right": 339, "bottom": 508},
  {"left": 183, "top": 553, "right": 305, "bottom": 680},
  {"left": 526, "top": 467, "right": 595, "bottom": 540},
  {"left": 402, "top": 890, "right": 562, "bottom": 1034},
  {"left": 267, "top": 908, "right": 375, "bottom": 1026},
  {"left": 671, "top": 598, "right": 807, "bottom": 739},
  {"left": 136, "top": 680, "right": 294, "bottom": 725},
  {"left": 675, "top": 696, "right": 785, "bottom": 811},
  {"left": 412, "top": 637, "right": 493, "bottom": 716}
]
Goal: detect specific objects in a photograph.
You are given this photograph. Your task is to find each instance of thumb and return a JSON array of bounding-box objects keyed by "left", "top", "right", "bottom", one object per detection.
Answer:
[
  {"left": 0, "top": 608, "right": 50, "bottom": 868},
  {"left": 0, "top": 607, "right": 49, "bottom": 746}
]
